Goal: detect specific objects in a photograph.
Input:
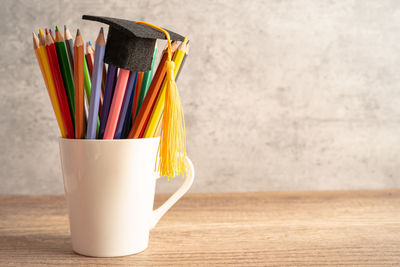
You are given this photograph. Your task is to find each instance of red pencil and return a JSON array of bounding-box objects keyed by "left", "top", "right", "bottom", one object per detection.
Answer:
[
  {"left": 85, "top": 42, "right": 94, "bottom": 77},
  {"left": 45, "top": 29, "right": 74, "bottom": 138}
]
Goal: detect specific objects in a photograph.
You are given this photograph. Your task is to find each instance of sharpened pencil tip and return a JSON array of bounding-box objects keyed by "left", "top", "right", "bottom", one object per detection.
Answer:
[
  {"left": 45, "top": 28, "right": 49, "bottom": 35},
  {"left": 39, "top": 28, "right": 44, "bottom": 35},
  {"left": 88, "top": 41, "right": 92, "bottom": 46},
  {"left": 55, "top": 25, "right": 60, "bottom": 32},
  {"left": 77, "top": 29, "right": 81, "bottom": 36},
  {"left": 64, "top": 25, "right": 66, "bottom": 31},
  {"left": 100, "top": 27, "right": 104, "bottom": 34}
]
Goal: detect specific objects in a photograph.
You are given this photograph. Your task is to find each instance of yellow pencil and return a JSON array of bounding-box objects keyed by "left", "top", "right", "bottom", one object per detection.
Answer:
[
  {"left": 154, "top": 43, "right": 190, "bottom": 137},
  {"left": 35, "top": 30, "right": 66, "bottom": 137},
  {"left": 143, "top": 39, "right": 187, "bottom": 138}
]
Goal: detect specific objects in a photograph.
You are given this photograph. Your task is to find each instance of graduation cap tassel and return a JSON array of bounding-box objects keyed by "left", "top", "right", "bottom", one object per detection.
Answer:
[{"left": 136, "top": 21, "right": 187, "bottom": 178}]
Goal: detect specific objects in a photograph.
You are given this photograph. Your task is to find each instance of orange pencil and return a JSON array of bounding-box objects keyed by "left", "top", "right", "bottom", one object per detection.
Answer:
[
  {"left": 74, "top": 30, "right": 85, "bottom": 139},
  {"left": 128, "top": 41, "right": 178, "bottom": 138}
]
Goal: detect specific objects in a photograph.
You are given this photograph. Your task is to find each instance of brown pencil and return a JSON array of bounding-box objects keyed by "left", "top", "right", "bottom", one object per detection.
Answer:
[
  {"left": 74, "top": 29, "right": 85, "bottom": 139},
  {"left": 128, "top": 41, "right": 179, "bottom": 138}
]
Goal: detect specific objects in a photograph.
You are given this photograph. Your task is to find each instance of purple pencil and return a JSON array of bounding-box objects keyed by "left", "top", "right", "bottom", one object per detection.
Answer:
[
  {"left": 99, "top": 66, "right": 118, "bottom": 139},
  {"left": 86, "top": 28, "right": 106, "bottom": 139},
  {"left": 114, "top": 72, "right": 137, "bottom": 139}
]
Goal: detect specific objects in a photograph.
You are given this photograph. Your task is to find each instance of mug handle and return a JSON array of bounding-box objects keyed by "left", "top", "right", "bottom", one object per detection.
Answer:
[{"left": 150, "top": 156, "right": 195, "bottom": 229}]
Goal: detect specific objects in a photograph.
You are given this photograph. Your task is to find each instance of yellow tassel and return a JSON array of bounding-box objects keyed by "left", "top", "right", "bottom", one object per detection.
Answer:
[{"left": 136, "top": 21, "right": 187, "bottom": 178}]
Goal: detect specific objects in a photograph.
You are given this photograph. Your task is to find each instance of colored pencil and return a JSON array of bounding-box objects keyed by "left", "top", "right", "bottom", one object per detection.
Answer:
[
  {"left": 82, "top": 44, "right": 100, "bottom": 134},
  {"left": 136, "top": 47, "right": 157, "bottom": 118},
  {"left": 131, "top": 71, "right": 144, "bottom": 121},
  {"left": 128, "top": 41, "right": 179, "bottom": 138},
  {"left": 64, "top": 25, "right": 74, "bottom": 72},
  {"left": 121, "top": 76, "right": 137, "bottom": 138},
  {"left": 89, "top": 41, "right": 106, "bottom": 107},
  {"left": 103, "top": 68, "right": 130, "bottom": 139},
  {"left": 143, "top": 39, "right": 187, "bottom": 138},
  {"left": 86, "top": 28, "right": 105, "bottom": 139},
  {"left": 45, "top": 29, "right": 74, "bottom": 138},
  {"left": 55, "top": 26, "right": 75, "bottom": 123},
  {"left": 74, "top": 29, "right": 85, "bottom": 139},
  {"left": 84, "top": 90, "right": 89, "bottom": 125},
  {"left": 87, "top": 41, "right": 104, "bottom": 115},
  {"left": 83, "top": 57, "right": 91, "bottom": 104},
  {"left": 102, "top": 63, "right": 107, "bottom": 94},
  {"left": 85, "top": 41, "right": 94, "bottom": 77},
  {"left": 175, "top": 41, "right": 189, "bottom": 81},
  {"left": 114, "top": 72, "right": 137, "bottom": 139},
  {"left": 154, "top": 110, "right": 163, "bottom": 137},
  {"left": 98, "top": 65, "right": 118, "bottom": 139},
  {"left": 153, "top": 43, "right": 189, "bottom": 137},
  {"left": 49, "top": 28, "right": 56, "bottom": 42},
  {"left": 33, "top": 31, "right": 66, "bottom": 137}
]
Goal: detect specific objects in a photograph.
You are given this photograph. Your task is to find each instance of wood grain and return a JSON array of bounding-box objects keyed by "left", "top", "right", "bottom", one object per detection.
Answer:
[{"left": 0, "top": 190, "right": 399, "bottom": 266}]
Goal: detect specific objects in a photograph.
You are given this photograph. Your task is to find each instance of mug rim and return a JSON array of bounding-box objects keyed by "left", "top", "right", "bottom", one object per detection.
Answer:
[{"left": 59, "top": 136, "right": 160, "bottom": 143}]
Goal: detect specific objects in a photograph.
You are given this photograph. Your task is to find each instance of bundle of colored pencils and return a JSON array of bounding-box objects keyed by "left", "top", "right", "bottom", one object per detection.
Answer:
[{"left": 32, "top": 26, "right": 189, "bottom": 139}]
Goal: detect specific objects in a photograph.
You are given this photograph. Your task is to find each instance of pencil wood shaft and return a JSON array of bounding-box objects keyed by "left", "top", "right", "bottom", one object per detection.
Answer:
[{"left": 74, "top": 30, "right": 85, "bottom": 139}]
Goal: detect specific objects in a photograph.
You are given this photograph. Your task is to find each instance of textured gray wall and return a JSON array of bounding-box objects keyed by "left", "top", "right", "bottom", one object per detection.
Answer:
[{"left": 1, "top": 0, "right": 400, "bottom": 194}]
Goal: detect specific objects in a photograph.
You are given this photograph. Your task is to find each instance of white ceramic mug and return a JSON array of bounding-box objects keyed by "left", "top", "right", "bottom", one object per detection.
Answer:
[{"left": 59, "top": 137, "right": 195, "bottom": 257}]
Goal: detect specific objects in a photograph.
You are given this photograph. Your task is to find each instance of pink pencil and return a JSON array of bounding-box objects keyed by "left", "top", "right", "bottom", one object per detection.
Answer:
[{"left": 103, "top": 69, "right": 130, "bottom": 139}]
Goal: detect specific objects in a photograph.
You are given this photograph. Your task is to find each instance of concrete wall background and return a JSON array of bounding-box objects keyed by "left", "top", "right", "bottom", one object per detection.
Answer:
[{"left": 1, "top": 0, "right": 400, "bottom": 194}]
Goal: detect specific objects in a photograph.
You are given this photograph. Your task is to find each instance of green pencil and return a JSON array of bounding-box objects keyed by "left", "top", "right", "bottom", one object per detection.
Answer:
[
  {"left": 55, "top": 26, "right": 75, "bottom": 124},
  {"left": 136, "top": 47, "right": 157, "bottom": 116}
]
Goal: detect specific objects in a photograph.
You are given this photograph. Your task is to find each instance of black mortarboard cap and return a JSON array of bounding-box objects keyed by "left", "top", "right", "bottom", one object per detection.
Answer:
[{"left": 82, "top": 15, "right": 185, "bottom": 72}]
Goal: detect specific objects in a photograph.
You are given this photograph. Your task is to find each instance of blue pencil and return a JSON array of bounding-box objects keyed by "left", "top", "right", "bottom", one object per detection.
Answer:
[
  {"left": 121, "top": 77, "right": 136, "bottom": 138},
  {"left": 114, "top": 72, "right": 137, "bottom": 139},
  {"left": 98, "top": 65, "right": 118, "bottom": 139},
  {"left": 86, "top": 28, "right": 106, "bottom": 139}
]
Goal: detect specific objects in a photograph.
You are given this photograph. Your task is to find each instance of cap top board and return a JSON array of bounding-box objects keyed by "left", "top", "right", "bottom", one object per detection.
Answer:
[{"left": 82, "top": 15, "right": 185, "bottom": 71}]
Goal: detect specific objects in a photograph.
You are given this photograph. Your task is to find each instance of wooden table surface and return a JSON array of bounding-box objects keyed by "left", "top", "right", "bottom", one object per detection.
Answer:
[{"left": 0, "top": 190, "right": 399, "bottom": 266}]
